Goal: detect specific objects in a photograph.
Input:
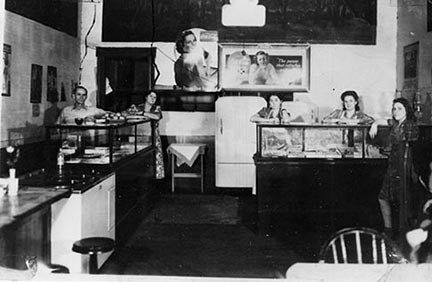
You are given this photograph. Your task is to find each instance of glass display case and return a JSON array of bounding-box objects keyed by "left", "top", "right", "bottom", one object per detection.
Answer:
[
  {"left": 256, "top": 123, "right": 387, "bottom": 159},
  {"left": 46, "top": 119, "right": 154, "bottom": 166}
]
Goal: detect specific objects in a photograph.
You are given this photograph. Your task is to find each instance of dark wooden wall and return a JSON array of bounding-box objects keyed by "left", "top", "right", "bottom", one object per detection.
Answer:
[{"left": 102, "top": 0, "right": 376, "bottom": 44}]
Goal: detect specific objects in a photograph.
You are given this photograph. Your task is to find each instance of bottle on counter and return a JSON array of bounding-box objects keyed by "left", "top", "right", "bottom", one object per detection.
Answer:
[
  {"left": 57, "top": 149, "right": 65, "bottom": 173},
  {"left": 413, "top": 90, "right": 423, "bottom": 122}
]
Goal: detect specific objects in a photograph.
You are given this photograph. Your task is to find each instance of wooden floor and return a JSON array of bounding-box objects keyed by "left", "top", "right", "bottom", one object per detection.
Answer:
[{"left": 99, "top": 190, "right": 321, "bottom": 278}]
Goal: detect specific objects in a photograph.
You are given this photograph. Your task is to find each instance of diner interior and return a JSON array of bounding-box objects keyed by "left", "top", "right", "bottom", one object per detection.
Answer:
[{"left": 2, "top": 0, "right": 432, "bottom": 281}]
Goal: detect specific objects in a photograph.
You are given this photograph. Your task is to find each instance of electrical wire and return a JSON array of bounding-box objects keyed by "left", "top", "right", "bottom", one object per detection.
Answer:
[
  {"left": 150, "top": 0, "right": 161, "bottom": 84},
  {"left": 78, "top": 3, "right": 97, "bottom": 84}
]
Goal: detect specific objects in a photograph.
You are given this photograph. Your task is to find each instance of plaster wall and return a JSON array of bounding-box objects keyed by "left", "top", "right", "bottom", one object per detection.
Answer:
[
  {"left": 0, "top": 11, "right": 80, "bottom": 147},
  {"left": 396, "top": 0, "right": 432, "bottom": 123}
]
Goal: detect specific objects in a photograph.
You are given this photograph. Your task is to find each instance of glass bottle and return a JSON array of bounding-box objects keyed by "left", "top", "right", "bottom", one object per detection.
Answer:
[
  {"left": 57, "top": 149, "right": 65, "bottom": 174},
  {"left": 413, "top": 90, "right": 423, "bottom": 121}
]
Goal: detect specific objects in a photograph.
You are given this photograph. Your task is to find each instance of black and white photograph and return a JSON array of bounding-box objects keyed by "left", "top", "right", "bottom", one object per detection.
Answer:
[
  {"left": 46, "top": 65, "right": 58, "bottom": 102},
  {"left": 2, "top": 44, "right": 11, "bottom": 96},
  {"left": 220, "top": 44, "right": 310, "bottom": 91},
  {"left": 30, "top": 64, "right": 42, "bottom": 103},
  {"left": 3, "top": 0, "right": 432, "bottom": 281}
]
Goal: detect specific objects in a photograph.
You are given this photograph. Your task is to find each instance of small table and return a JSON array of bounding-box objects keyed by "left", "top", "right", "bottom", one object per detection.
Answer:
[{"left": 167, "top": 143, "right": 207, "bottom": 193}]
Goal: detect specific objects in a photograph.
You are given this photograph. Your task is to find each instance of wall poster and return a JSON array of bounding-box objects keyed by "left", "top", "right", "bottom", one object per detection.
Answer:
[
  {"left": 47, "top": 66, "right": 58, "bottom": 102},
  {"left": 403, "top": 41, "right": 419, "bottom": 90},
  {"left": 428, "top": 0, "right": 432, "bottom": 32},
  {"left": 30, "top": 64, "right": 42, "bottom": 103},
  {"left": 2, "top": 44, "right": 11, "bottom": 97},
  {"left": 32, "top": 104, "right": 40, "bottom": 117},
  {"left": 219, "top": 44, "right": 310, "bottom": 92}
]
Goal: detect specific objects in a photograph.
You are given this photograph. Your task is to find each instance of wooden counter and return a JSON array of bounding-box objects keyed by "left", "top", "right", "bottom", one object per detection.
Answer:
[
  {"left": 285, "top": 262, "right": 432, "bottom": 282},
  {"left": 254, "top": 155, "right": 387, "bottom": 239},
  {"left": 0, "top": 186, "right": 71, "bottom": 231},
  {"left": 0, "top": 186, "right": 71, "bottom": 271}
]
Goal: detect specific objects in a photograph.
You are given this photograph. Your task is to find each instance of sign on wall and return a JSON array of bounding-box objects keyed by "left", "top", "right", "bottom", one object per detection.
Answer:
[
  {"left": 219, "top": 44, "right": 310, "bottom": 92},
  {"left": 47, "top": 66, "right": 58, "bottom": 102},
  {"left": 403, "top": 41, "right": 419, "bottom": 90},
  {"left": 428, "top": 0, "right": 432, "bottom": 32},
  {"left": 30, "top": 64, "right": 42, "bottom": 103},
  {"left": 2, "top": 44, "right": 11, "bottom": 97}
]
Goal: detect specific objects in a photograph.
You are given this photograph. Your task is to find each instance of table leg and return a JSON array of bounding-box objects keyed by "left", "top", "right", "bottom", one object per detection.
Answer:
[
  {"left": 200, "top": 154, "right": 204, "bottom": 193},
  {"left": 171, "top": 153, "right": 175, "bottom": 193}
]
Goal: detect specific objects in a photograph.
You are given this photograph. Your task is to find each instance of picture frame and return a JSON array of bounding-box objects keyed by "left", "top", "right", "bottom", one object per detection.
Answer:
[
  {"left": 219, "top": 43, "right": 310, "bottom": 92},
  {"left": 403, "top": 41, "right": 419, "bottom": 90},
  {"left": 30, "top": 64, "right": 42, "bottom": 103},
  {"left": 2, "top": 44, "right": 11, "bottom": 97},
  {"left": 428, "top": 0, "right": 432, "bottom": 32},
  {"left": 47, "top": 65, "right": 58, "bottom": 102}
]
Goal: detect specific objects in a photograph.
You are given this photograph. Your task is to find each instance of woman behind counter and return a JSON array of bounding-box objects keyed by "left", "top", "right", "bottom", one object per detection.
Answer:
[
  {"left": 250, "top": 94, "right": 291, "bottom": 123},
  {"left": 322, "top": 90, "right": 374, "bottom": 124},
  {"left": 126, "top": 92, "right": 165, "bottom": 180},
  {"left": 369, "top": 97, "right": 419, "bottom": 239}
]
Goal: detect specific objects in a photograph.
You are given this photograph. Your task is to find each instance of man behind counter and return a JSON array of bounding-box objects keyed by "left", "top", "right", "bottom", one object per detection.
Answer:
[{"left": 56, "top": 85, "right": 106, "bottom": 124}]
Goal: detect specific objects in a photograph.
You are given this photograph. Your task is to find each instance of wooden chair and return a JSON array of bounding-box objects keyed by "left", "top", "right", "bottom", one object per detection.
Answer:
[{"left": 318, "top": 227, "right": 407, "bottom": 264}]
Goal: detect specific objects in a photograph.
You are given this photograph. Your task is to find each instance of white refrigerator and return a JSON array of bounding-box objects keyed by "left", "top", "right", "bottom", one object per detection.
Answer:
[{"left": 215, "top": 96, "right": 267, "bottom": 194}]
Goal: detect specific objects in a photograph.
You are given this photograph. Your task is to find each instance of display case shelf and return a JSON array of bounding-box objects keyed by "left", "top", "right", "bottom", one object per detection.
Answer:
[
  {"left": 256, "top": 123, "right": 387, "bottom": 160},
  {"left": 46, "top": 119, "right": 155, "bottom": 166}
]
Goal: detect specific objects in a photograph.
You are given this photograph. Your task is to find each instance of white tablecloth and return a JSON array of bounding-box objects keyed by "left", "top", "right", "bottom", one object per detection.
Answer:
[{"left": 167, "top": 144, "right": 206, "bottom": 167}]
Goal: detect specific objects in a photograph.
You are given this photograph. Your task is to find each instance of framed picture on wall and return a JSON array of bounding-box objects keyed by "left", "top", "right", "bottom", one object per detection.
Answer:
[
  {"left": 403, "top": 41, "right": 419, "bottom": 90},
  {"left": 428, "top": 0, "right": 432, "bottom": 32},
  {"left": 219, "top": 44, "right": 310, "bottom": 92},
  {"left": 47, "top": 66, "right": 58, "bottom": 102},
  {"left": 2, "top": 44, "right": 11, "bottom": 96},
  {"left": 30, "top": 64, "right": 42, "bottom": 103}
]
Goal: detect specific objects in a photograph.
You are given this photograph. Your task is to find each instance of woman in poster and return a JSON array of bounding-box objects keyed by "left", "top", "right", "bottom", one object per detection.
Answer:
[
  {"left": 174, "top": 29, "right": 211, "bottom": 91},
  {"left": 248, "top": 51, "right": 277, "bottom": 85}
]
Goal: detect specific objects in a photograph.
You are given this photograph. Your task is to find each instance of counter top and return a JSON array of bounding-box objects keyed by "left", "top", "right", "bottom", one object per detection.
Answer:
[
  {"left": 285, "top": 262, "right": 432, "bottom": 282},
  {"left": 0, "top": 186, "right": 71, "bottom": 231},
  {"left": 19, "top": 167, "right": 114, "bottom": 194}
]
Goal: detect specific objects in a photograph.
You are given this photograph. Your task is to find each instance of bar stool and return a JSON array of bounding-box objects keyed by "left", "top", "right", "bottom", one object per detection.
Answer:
[
  {"left": 167, "top": 143, "right": 207, "bottom": 193},
  {"left": 72, "top": 237, "right": 115, "bottom": 274}
]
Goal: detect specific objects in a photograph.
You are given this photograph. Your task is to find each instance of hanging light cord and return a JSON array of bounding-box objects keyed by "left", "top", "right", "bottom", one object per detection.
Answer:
[{"left": 79, "top": 3, "right": 97, "bottom": 84}]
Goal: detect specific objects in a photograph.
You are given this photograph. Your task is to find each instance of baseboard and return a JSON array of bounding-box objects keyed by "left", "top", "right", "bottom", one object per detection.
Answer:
[{"left": 214, "top": 187, "right": 253, "bottom": 196}]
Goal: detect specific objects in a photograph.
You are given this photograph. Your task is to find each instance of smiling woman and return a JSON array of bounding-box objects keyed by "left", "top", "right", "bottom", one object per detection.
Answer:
[{"left": 322, "top": 90, "right": 374, "bottom": 124}]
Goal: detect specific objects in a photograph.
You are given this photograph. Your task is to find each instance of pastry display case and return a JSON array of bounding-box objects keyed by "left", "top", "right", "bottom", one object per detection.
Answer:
[
  {"left": 256, "top": 123, "right": 387, "bottom": 159},
  {"left": 46, "top": 119, "right": 155, "bottom": 166}
]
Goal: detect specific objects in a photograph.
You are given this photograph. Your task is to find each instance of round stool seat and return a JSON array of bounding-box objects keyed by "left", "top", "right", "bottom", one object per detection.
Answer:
[
  {"left": 72, "top": 237, "right": 115, "bottom": 255},
  {"left": 46, "top": 263, "right": 70, "bottom": 273}
]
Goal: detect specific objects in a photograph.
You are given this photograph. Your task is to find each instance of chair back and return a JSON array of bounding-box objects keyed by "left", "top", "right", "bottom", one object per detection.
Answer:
[{"left": 318, "top": 227, "right": 407, "bottom": 264}]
